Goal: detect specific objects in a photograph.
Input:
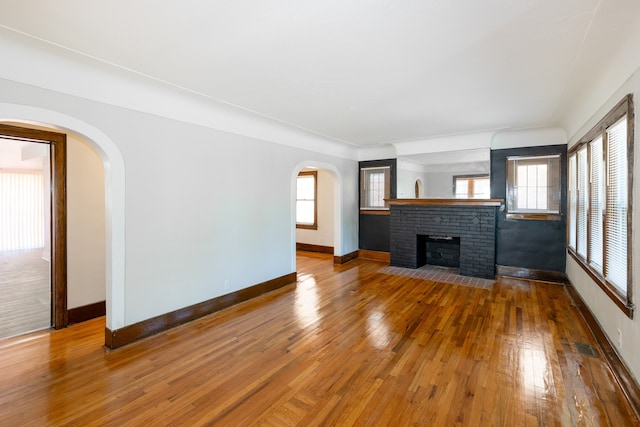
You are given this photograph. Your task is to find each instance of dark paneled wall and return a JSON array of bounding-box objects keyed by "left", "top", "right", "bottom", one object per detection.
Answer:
[
  {"left": 358, "top": 159, "right": 396, "bottom": 252},
  {"left": 491, "top": 145, "right": 567, "bottom": 273}
]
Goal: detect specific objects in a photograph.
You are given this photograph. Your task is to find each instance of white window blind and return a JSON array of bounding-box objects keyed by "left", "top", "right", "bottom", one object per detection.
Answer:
[
  {"left": 568, "top": 154, "right": 577, "bottom": 250},
  {"left": 576, "top": 147, "right": 588, "bottom": 258},
  {"left": 588, "top": 136, "right": 604, "bottom": 273},
  {"left": 0, "top": 170, "right": 45, "bottom": 251},
  {"left": 605, "top": 117, "right": 628, "bottom": 293},
  {"left": 567, "top": 96, "right": 633, "bottom": 315}
]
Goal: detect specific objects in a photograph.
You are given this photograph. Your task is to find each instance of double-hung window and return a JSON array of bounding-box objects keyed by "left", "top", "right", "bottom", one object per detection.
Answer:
[
  {"left": 567, "top": 95, "right": 634, "bottom": 317},
  {"left": 296, "top": 171, "right": 317, "bottom": 229},
  {"left": 506, "top": 154, "right": 561, "bottom": 220},
  {"left": 454, "top": 175, "right": 490, "bottom": 199},
  {"left": 360, "top": 166, "right": 390, "bottom": 210}
]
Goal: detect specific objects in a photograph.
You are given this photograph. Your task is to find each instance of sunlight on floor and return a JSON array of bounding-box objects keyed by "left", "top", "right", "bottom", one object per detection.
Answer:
[{"left": 294, "top": 273, "right": 320, "bottom": 328}]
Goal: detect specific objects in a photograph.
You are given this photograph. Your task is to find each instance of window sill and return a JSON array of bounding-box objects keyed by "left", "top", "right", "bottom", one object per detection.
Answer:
[
  {"left": 567, "top": 249, "right": 634, "bottom": 319},
  {"left": 506, "top": 212, "right": 561, "bottom": 221},
  {"left": 296, "top": 224, "right": 318, "bottom": 230},
  {"left": 360, "top": 209, "right": 390, "bottom": 215}
]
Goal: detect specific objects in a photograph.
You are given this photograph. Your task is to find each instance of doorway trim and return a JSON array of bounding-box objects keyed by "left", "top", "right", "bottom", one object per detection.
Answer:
[
  {"left": 0, "top": 103, "right": 126, "bottom": 341},
  {"left": 0, "top": 124, "right": 67, "bottom": 328}
]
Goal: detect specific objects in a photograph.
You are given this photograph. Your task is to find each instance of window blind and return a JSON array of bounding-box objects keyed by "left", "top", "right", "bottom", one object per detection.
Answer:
[
  {"left": 588, "top": 136, "right": 604, "bottom": 273},
  {"left": 568, "top": 154, "right": 577, "bottom": 250},
  {"left": 0, "top": 170, "right": 45, "bottom": 251},
  {"left": 605, "top": 117, "right": 628, "bottom": 293},
  {"left": 576, "top": 147, "right": 588, "bottom": 258}
]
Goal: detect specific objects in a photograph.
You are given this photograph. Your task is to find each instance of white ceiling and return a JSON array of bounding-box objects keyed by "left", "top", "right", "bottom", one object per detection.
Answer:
[{"left": 1, "top": 0, "right": 640, "bottom": 147}]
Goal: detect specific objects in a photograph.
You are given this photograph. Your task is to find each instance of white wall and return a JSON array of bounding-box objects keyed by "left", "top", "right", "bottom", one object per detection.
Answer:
[
  {"left": 296, "top": 168, "right": 334, "bottom": 247},
  {"left": 0, "top": 76, "right": 359, "bottom": 327},
  {"left": 396, "top": 158, "right": 428, "bottom": 198},
  {"left": 565, "top": 66, "right": 640, "bottom": 382},
  {"left": 423, "top": 161, "right": 490, "bottom": 198},
  {"left": 67, "top": 135, "right": 106, "bottom": 309}
]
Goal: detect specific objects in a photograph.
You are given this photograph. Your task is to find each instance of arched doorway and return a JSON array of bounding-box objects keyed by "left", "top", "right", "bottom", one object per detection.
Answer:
[
  {"left": 415, "top": 178, "right": 423, "bottom": 198},
  {"left": 0, "top": 103, "right": 126, "bottom": 342},
  {"left": 291, "top": 163, "right": 343, "bottom": 271}
]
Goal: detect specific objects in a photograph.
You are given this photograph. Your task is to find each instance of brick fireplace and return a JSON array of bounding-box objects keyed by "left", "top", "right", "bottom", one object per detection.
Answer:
[{"left": 387, "top": 199, "right": 502, "bottom": 279}]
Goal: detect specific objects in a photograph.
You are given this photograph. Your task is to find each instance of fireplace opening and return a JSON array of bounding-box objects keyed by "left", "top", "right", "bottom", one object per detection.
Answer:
[{"left": 417, "top": 235, "right": 460, "bottom": 270}]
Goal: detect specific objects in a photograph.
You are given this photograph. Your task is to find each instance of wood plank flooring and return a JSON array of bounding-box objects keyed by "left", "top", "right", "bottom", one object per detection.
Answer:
[
  {"left": 0, "top": 249, "right": 50, "bottom": 340},
  {"left": 0, "top": 251, "right": 638, "bottom": 426}
]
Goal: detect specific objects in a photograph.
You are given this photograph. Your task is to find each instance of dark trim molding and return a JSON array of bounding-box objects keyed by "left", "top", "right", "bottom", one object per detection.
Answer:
[
  {"left": 359, "top": 209, "right": 390, "bottom": 215},
  {"left": 565, "top": 281, "right": 640, "bottom": 420},
  {"left": 496, "top": 265, "right": 569, "bottom": 284},
  {"left": 358, "top": 250, "right": 390, "bottom": 263},
  {"left": 567, "top": 250, "right": 634, "bottom": 318},
  {"left": 68, "top": 301, "right": 106, "bottom": 324},
  {"left": 296, "top": 243, "right": 334, "bottom": 254},
  {"left": 334, "top": 250, "right": 358, "bottom": 265},
  {"left": 0, "top": 124, "right": 67, "bottom": 329},
  {"left": 105, "top": 272, "right": 297, "bottom": 349}
]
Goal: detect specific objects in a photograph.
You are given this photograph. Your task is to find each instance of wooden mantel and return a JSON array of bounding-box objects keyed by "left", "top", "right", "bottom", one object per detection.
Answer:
[{"left": 386, "top": 198, "right": 504, "bottom": 207}]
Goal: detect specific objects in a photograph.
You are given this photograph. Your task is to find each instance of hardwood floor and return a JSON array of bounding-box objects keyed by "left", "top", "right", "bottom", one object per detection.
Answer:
[
  {"left": 0, "top": 252, "right": 638, "bottom": 426},
  {"left": 0, "top": 249, "right": 50, "bottom": 340}
]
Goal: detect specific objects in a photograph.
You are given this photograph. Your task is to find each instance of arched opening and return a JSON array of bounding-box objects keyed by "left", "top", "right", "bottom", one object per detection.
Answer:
[
  {"left": 0, "top": 125, "right": 66, "bottom": 335},
  {"left": 415, "top": 178, "right": 423, "bottom": 198},
  {"left": 291, "top": 162, "right": 343, "bottom": 271},
  {"left": 0, "top": 103, "right": 126, "bottom": 343}
]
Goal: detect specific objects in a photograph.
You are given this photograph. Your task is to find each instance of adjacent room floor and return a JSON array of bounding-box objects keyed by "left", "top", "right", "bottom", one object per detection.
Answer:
[
  {"left": 0, "top": 251, "right": 637, "bottom": 425},
  {"left": 0, "top": 249, "right": 50, "bottom": 340}
]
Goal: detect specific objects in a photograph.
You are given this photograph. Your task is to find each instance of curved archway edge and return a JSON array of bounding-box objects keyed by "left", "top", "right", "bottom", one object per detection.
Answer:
[
  {"left": 291, "top": 162, "right": 344, "bottom": 271},
  {"left": 0, "top": 103, "right": 125, "bottom": 333}
]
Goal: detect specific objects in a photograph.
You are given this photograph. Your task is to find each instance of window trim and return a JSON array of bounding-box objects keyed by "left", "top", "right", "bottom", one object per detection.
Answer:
[
  {"left": 296, "top": 170, "right": 317, "bottom": 230},
  {"left": 567, "top": 94, "right": 634, "bottom": 318},
  {"left": 505, "top": 154, "right": 562, "bottom": 221},
  {"left": 360, "top": 165, "right": 391, "bottom": 210}
]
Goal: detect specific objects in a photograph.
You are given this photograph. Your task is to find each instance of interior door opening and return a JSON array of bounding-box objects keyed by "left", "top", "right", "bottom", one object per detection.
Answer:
[{"left": 0, "top": 124, "right": 67, "bottom": 339}]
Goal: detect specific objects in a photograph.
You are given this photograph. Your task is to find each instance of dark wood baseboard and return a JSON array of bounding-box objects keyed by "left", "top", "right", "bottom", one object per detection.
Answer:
[
  {"left": 358, "top": 250, "right": 390, "bottom": 263},
  {"left": 68, "top": 301, "right": 106, "bottom": 324},
  {"left": 565, "top": 282, "right": 640, "bottom": 419},
  {"left": 105, "top": 272, "right": 297, "bottom": 349},
  {"left": 333, "top": 250, "right": 358, "bottom": 265},
  {"left": 296, "top": 243, "right": 334, "bottom": 254},
  {"left": 496, "top": 265, "right": 569, "bottom": 284}
]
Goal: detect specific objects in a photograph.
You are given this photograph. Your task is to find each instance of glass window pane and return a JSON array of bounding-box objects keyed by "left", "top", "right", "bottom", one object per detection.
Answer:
[
  {"left": 455, "top": 179, "right": 469, "bottom": 198},
  {"left": 472, "top": 178, "right": 490, "bottom": 198},
  {"left": 361, "top": 167, "right": 390, "bottom": 208},
  {"left": 605, "top": 117, "right": 627, "bottom": 293},
  {"left": 296, "top": 200, "right": 314, "bottom": 224},
  {"left": 507, "top": 155, "right": 560, "bottom": 214}
]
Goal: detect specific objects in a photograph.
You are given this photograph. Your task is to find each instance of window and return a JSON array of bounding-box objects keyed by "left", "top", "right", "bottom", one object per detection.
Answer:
[
  {"left": 296, "top": 171, "right": 317, "bottom": 229},
  {"left": 0, "top": 170, "right": 46, "bottom": 250},
  {"left": 454, "top": 175, "right": 490, "bottom": 199},
  {"left": 567, "top": 94, "right": 633, "bottom": 317},
  {"left": 506, "top": 154, "right": 561, "bottom": 219},
  {"left": 361, "top": 166, "right": 390, "bottom": 209}
]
